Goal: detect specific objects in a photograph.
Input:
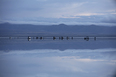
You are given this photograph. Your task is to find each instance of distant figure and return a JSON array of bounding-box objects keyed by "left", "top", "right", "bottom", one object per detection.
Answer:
[
  {"left": 9, "top": 37, "right": 12, "bottom": 39},
  {"left": 84, "top": 36, "right": 89, "bottom": 41},
  {"left": 28, "top": 36, "right": 31, "bottom": 41},
  {"left": 71, "top": 37, "right": 73, "bottom": 39},
  {"left": 36, "top": 37, "right": 39, "bottom": 39},
  {"left": 66, "top": 36, "right": 69, "bottom": 40},
  {"left": 94, "top": 37, "right": 96, "bottom": 41},
  {"left": 28, "top": 36, "right": 31, "bottom": 39},
  {"left": 61, "top": 36, "right": 63, "bottom": 40},
  {"left": 59, "top": 36, "right": 63, "bottom": 40},
  {"left": 40, "top": 37, "right": 42, "bottom": 39},
  {"left": 53, "top": 37, "right": 56, "bottom": 40}
]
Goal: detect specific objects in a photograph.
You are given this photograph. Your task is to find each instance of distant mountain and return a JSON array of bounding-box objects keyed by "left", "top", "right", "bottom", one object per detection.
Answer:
[{"left": 0, "top": 23, "right": 116, "bottom": 37}]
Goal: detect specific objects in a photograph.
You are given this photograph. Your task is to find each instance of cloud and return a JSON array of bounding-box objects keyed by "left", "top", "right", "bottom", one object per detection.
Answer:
[
  {"left": 102, "top": 14, "right": 116, "bottom": 23},
  {"left": 0, "top": 0, "right": 116, "bottom": 25},
  {"left": 1, "top": 48, "right": 116, "bottom": 59},
  {"left": 0, "top": 0, "right": 115, "bottom": 17}
]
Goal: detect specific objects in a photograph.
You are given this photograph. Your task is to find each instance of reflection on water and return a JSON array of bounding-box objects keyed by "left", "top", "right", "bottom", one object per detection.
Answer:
[
  {"left": 0, "top": 37, "right": 116, "bottom": 77},
  {"left": 0, "top": 36, "right": 116, "bottom": 51}
]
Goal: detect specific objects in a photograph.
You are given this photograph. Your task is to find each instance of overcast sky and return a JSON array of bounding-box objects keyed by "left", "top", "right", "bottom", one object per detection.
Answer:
[{"left": 0, "top": 0, "right": 116, "bottom": 25}]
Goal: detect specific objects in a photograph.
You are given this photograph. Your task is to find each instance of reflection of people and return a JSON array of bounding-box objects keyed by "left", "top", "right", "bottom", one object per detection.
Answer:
[
  {"left": 66, "top": 36, "right": 69, "bottom": 40},
  {"left": 94, "top": 37, "right": 96, "bottom": 41},
  {"left": 53, "top": 37, "right": 56, "bottom": 40},
  {"left": 59, "top": 36, "right": 63, "bottom": 40},
  {"left": 9, "top": 37, "right": 12, "bottom": 39},
  {"left": 71, "top": 37, "right": 73, "bottom": 39},
  {"left": 84, "top": 36, "right": 89, "bottom": 41},
  {"left": 28, "top": 36, "right": 31, "bottom": 41},
  {"left": 36, "top": 37, "right": 39, "bottom": 39},
  {"left": 61, "top": 36, "right": 63, "bottom": 40},
  {"left": 40, "top": 37, "right": 42, "bottom": 39}
]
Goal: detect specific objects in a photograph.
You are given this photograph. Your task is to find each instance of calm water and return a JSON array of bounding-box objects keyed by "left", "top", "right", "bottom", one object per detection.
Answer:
[{"left": 0, "top": 36, "right": 116, "bottom": 77}]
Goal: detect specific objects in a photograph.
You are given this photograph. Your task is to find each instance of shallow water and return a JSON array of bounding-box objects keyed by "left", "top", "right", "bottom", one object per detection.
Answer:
[{"left": 0, "top": 36, "right": 116, "bottom": 77}]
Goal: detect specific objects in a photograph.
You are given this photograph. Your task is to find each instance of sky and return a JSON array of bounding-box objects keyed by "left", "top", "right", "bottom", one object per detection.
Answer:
[
  {"left": 0, "top": 1, "right": 116, "bottom": 77},
  {"left": 0, "top": 0, "right": 116, "bottom": 25}
]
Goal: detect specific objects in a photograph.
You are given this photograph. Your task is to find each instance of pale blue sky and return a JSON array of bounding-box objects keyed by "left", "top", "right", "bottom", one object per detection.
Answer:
[{"left": 0, "top": 0, "right": 116, "bottom": 25}]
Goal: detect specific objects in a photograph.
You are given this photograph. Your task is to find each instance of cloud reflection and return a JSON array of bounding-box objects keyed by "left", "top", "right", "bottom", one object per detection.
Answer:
[{"left": 0, "top": 49, "right": 116, "bottom": 77}]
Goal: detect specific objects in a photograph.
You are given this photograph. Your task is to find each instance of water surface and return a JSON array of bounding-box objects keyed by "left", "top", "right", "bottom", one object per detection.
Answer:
[{"left": 0, "top": 36, "right": 116, "bottom": 77}]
